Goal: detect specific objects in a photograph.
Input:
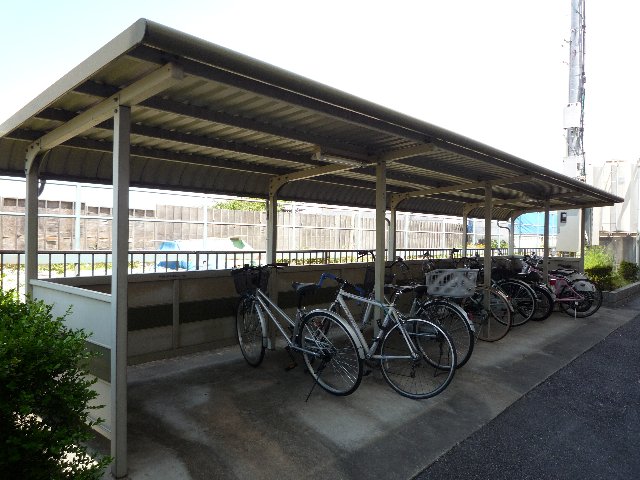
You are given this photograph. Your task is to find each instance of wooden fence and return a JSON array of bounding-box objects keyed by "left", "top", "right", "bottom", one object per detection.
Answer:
[{"left": 0, "top": 196, "right": 464, "bottom": 252}]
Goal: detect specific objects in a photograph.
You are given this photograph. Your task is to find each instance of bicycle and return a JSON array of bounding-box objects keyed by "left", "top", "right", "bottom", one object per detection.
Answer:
[
  {"left": 311, "top": 272, "right": 457, "bottom": 399},
  {"left": 458, "top": 252, "right": 537, "bottom": 327},
  {"left": 404, "top": 284, "right": 475, "bottom": 369},
  {"left": 349, "top": 253, "right": 474, "bottom": 369},
  {"left": 232, "top": 264, "right": 364, "bottom": 397},
  {"left": 422, "top": 251, "right": 513, "bottom": 342},
  {"left": 523, "top": 254, "right": 602, "bottom": 318}
]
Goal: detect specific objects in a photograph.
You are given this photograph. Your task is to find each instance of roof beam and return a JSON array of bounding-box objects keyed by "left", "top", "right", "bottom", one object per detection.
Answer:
[
  {"left": 28, "top": 63, "right": 184, "bottom": 155},
  {"left": 377, "top": 144, "right": 436, "bottom": 162},
  {"left": 270, "top": 163, "right": 360, "bottom": 195},
  {"left": 390, "top": 175, "right": 532, "bottom": 208},
  {"left": 73, "top": 80, "right": 373, "bottom": 161},
  {"left": 32, "top": 108, "right": 314, "bottom": 165}
]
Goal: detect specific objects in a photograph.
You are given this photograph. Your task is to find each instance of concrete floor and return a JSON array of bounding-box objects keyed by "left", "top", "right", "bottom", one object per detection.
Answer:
[{"left": 96, "top": 300, "right": 639, "bottom": 479}]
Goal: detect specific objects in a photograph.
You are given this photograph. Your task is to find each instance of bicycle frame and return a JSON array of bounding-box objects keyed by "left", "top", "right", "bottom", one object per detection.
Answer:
[
  {"left": 332, "top": 287, "right": 421, "bottom": 362},
  {"left": 526, "top": 263, "right": 590, "bottom": 304},
  {"left": 250, "top": 287, "right": 326, "bottom": 358},
  {"left": 547, "top": 276, "right": 589, "bottom": 303}
]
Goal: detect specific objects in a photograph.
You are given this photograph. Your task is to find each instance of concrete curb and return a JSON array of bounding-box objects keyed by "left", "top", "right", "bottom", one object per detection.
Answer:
[{"left": 603, "top": 281, "right": 640, "bottom": 307}]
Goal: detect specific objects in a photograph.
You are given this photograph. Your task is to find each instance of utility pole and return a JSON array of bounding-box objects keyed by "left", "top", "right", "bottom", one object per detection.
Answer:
[
  {"left": 566, "top": 0, "right": 586, "bottom": 179},
  {"left": 564, "top": 0, "right": 591, "bottom": 244}
]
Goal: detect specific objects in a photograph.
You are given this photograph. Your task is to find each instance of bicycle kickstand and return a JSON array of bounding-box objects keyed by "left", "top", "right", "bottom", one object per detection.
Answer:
[
  {"left": 305, "top": 360, "right": 327, "bottom": 402},
  {"left": 284, "top": 345, "right": 298, "bottom": 371}
]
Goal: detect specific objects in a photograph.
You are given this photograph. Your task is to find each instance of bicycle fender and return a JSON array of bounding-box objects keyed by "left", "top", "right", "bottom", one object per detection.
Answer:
[
  {"left": 306, "top": 308, "right": 366, "bottom": 360},
  {"left": 573, "top": 281, "right": 596, "bottom": 292}
]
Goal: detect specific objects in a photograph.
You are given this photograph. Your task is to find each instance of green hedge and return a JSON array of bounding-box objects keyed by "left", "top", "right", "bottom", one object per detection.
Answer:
[
  {"left": 619, "top": 261, "right": 639, "bottom": 282},
  {"left": 0, "top": 290, "right": 110, "bottom": 479}
]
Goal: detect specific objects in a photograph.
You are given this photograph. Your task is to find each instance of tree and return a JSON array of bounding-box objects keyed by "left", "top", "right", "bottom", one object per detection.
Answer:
[
  {"left": 0, "top": 290, "right": 110, "bottom": 479},
  {"left": 212, "top": 198, "right": 265, "bottom": 211}
]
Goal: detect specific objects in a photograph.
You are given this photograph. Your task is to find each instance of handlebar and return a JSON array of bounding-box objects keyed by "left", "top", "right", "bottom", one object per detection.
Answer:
[{"left": 234, "top": 263, "right": 283, "bottom": 271}]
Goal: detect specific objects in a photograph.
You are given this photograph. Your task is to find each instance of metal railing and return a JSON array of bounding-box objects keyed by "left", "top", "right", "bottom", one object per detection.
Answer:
[{"left": 0, "top": 247, "right": 549, "bottom": 295}]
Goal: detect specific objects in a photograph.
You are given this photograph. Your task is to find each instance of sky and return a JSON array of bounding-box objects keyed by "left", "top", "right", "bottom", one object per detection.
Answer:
[{"left": 1, "top": 0, "right": 639, "bottom": 178}]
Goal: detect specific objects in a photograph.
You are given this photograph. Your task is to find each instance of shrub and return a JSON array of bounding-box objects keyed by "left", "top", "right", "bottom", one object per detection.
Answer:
[
  {"left": 584, "top": 265, "right": 614, "bottom": 290},
  {"left": 0, "top": 290, "right": 110, "bottom": 479},
  {"left": 584, "top": 245, "right": 613, "bottom": 270},
  {"left": 619, "top": 261, "right": 639, "bottom": 282}
]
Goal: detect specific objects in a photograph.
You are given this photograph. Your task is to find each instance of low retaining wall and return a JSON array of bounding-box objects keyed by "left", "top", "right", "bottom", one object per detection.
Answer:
[
  {"left": 37, "top": 261, "right": 422, "bottom": 365},
  {"left": 603, "top": 281, "right": 640, "bottom": 308}
]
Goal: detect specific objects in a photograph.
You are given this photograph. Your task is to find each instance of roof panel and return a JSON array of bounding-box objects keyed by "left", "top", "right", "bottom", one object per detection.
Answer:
[{"left": 0, "top": 18, "right": 622, "bottom": 220}]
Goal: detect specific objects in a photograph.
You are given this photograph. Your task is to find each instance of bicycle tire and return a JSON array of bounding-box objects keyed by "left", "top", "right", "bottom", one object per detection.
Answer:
[
  {"left": 380, "top": 319, "right": 456, "bottom": 400},
  {"left": 496, "top": 279, "right": 536, "bottom": 326},
  {"left": 559, "top": 279, "right": 603, "bottom": 318},
  {"left": 236, "top": 296, "right": 266, "bottom": 366},
  {"left": 464, "top": 287, "right": 512, "bottom": 342},
  {"left": 531, "top": 284, "right": 554, "bottom": 321},
  {"left": 418, "top": 299, "right": 475, "bottom": 368},
  {"left": 298, "top": 310, "right": 363, "bottom": 396}
]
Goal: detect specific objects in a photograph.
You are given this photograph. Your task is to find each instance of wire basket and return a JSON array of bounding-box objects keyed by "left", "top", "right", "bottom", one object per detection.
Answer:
[
  {"left": 231, "top": 267, "right": 270, "bottom": 295},
  {"left": 425, "top": 269, "right": 478, "bottom": 298},
  {"left": 363, "top": 266, "right": 395, "bottom": 294}
]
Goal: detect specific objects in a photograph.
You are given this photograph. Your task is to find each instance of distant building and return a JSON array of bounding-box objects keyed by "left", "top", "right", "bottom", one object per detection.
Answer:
[{"left": 592, "top": 160, "right": 640, "bottom": 262}]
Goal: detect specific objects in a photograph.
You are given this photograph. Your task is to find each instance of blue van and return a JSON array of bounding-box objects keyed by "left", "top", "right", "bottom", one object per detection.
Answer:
[{"left": 156, "top": 237, "right": 254, "bottom": 271}]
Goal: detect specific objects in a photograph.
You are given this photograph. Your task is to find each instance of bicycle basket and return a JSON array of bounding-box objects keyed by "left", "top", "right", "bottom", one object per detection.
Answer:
[
  {"left": 425, "top": 269, "right": 478, "bottom": 298},
  {"left": 363, "top": 265, "right": 395, "bottom": 294},
  {"left": 231, "top": 267, "right": 270, "bottom": 295}
]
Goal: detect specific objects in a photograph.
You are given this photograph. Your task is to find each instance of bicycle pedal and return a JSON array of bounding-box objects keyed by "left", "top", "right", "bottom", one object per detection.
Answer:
[{"left": 364, "top": 359, "right": 378, "bottom": 372}]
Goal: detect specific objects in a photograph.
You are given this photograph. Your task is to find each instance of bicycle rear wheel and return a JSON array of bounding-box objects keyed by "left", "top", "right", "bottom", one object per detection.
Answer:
[
  {"left": 464, "top": 287, "right": 512, "bottom": 342},
  {"left": 559, "top": 279, "right": 603, "bottom": 318},
  {"left": 299, "top": 310, "right": 363, "bottom": 396},
  {"left": 531, "top": 284, "right": 554, "bottom": 321},
  {"left": 418, "top": 300, "right": 475, "bottom": 368},
  {"left": 380, "top": 319, "right": 456, "bottom": 400},
  {"left": 236, "top": 296, "right": 266, "bottom": 366},
  {"left": 497, "top": 279, "right": 536, "bottom": 326}
]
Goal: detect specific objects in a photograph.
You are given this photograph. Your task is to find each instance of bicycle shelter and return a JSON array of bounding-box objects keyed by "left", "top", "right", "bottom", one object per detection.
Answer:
[{"left": 0, "top": 19, "right": 622, "bottom": 478}]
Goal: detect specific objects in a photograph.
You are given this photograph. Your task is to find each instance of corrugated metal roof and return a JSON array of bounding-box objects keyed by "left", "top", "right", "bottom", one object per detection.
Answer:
[{"left": 0, "top": 18, "right": 622, "bottom": 220}]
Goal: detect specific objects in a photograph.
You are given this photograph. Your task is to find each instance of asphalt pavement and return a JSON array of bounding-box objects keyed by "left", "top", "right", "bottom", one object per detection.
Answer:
[{"left": 416, "top": 300, "right": 640, "bottom": 480}]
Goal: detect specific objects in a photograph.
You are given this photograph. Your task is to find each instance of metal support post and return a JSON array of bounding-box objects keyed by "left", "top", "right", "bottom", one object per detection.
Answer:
[
  {"left": 462, "top": 211, "right": 468, "bottom": 257},
  {"left": 483, "top": 184, "right": 493, "bottom": 312},
  {"left": 508, "top": 216, "right": 515, "bottom": 256},
  {"left": 543, "top": 201, "right": 550, "bottom": 285},
  {"left": 375, "top": 161, "right": 387, "bottom": 328},
  {"left": 111, "top": 105, "right": 130, "bottom": 479},
  {"left": 266, "top": 191, "right": 278, "bottom": 265},
  {"left": 74, "top": 183, "right": 82, "bottom": 250},
  {"left": 389, "top": 206, "right": 397, "bottom": 260},
  {"left": 265, "top": 188, "right": 279, "bottom": 349},
  {"left": 24, "top": 150, "right": 42, "bottom": 297},
  {"left": 580, "top": 207, "right": 586, "bottom": 271}
]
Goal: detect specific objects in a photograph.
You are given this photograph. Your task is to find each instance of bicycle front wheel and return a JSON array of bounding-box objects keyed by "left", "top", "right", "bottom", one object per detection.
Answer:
[
  {"left": 465, "top": 287, "right": 512, "bottom": 342},
  {"left": 380, "top": 319, "right": 456, "bottom": 400},
  {"left": 419, "top": 300, "right": 474, "bottom": 368},
  {"left": 236, "top": 296, "right": 266, "bottom": 366},
  {"left": 497, "top": 279, "right": 536, "bottom": 326},
  {"left": 299, "top": 310, "right": 363, "bottom": 396}
]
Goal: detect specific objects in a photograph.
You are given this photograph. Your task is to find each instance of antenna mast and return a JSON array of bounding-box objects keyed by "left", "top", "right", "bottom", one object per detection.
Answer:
[{"left": 565, "top": 0, "right": 587, "bottom": 180}]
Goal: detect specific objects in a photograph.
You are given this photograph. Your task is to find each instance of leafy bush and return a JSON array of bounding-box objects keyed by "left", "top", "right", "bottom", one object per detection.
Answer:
[
  {"left": 0, "top": 290, "right": 110, "bottom": 479},
  {"left": 582, "top": 246, "right": 615, "bottom": 290},
  {"left": 583, "top": 265, "right": 614, "bottom": 290},
  {"left": 584, "top": 245, "right": 614, "bottom": 270},
  {"left": 619, "top": 261, "right": 639, "bottom": 282}
]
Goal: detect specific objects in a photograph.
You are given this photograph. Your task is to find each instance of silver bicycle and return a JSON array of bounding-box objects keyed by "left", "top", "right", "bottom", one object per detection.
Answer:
[
  {"left": 315, "top": 272, "right": 457, "bottom": 400},
  {"left": 233, "top": 265, "right": 364, "bottom": 397}
]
